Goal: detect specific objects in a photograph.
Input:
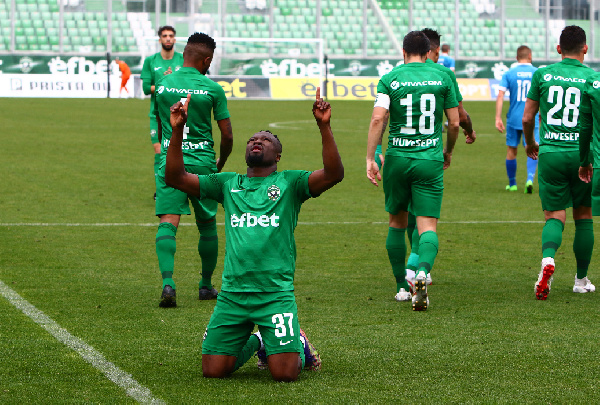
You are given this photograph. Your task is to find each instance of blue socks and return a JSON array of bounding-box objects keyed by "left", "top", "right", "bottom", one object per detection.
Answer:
[
  {"left": 506, "top": 159, "right": 517, "bottom": 186},
  {"left": 526, "top": 157, "right": 538, "bottom": 183}
]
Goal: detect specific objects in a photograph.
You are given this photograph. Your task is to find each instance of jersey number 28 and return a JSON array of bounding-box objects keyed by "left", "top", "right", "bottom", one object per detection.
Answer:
[{"left": 546, "top": 85, "right": 580, "bottom": 128}]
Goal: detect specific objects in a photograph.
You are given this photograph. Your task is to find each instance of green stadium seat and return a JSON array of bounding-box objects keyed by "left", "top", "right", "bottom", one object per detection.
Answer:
[
  {"left": 17, "top": 43, "right": 28, "bottom": 51},
  {"left": 40, "top": 44, "right": 51, "bottom": 51},
  {"left": 35, "top": 27, "right": 45, "bottom": 36}
]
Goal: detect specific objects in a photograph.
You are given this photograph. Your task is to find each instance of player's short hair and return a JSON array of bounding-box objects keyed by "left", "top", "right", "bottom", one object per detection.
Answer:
[
  {"left": 403, "top": 31, "right": 430, "bottom": 57},
  {"left": 158, "top": 25, "right": 176, "bottom": 36},
  {"left": 421, "top": 28, "right": 441, "bottom": 50},
  {"left": 258, "top": 130, "right": 282, "bottom": 154},
  {"left": 441, "top": 44, "right": 450, "bottom": 53},
  {"left": 516, "top": 45, "right": 531, "bottom": 60},
  {"left": 560, "top": 25, "right": 586, "bottom": 54},
  {"left": 187, "top": 32, "right": 217, "bottom": 51}
]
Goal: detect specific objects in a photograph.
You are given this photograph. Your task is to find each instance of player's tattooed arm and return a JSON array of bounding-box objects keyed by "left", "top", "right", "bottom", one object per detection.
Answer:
[
  {"left": 216, "top": 118, "right": 233, "bottom": 172},
  {"left": 459, "top": 102, "right": 476, "bottom": 144},
  {"left": 165, "top": 94, "right": 201, "bottom": 196},
  {"left": 308, "top": 87, "right": 344, "bottom": 196},
  {"left": 444, "top": 106, "right": 460, "bottom": 169}
]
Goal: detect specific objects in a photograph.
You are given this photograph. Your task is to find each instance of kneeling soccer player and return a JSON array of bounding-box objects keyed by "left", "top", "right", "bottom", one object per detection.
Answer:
[{"left": 165, "top": 88, "right": 343, "bottom": 381}]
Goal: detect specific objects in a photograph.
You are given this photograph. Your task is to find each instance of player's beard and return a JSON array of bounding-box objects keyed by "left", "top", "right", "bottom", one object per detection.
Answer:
[
  {"left": 246, "top": 152, "right": 265, "bottom": 167},
  {"left": 161, "top": 43, "right": 174, "bottom": 51}
]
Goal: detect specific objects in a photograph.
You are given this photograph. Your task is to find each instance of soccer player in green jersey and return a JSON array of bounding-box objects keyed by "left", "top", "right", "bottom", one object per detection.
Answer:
[
  {"left": 153, "top": 32, "right": 233, "bottom": 307},
  {"left": 141, "top": 26, "right": 184, "bottom": 199},
  {"left": 366, "top": 31, "right": 460, "bottom": 311},
  {"left": 165, "top": 88, "right": 343, "bottom": 381},
  {"left": 523, "top": 25, "right": 596, "bottom": 300}
]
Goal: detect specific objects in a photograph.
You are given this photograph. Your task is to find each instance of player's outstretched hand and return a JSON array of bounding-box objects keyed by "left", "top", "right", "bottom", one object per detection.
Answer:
[
  {"left": 170, "top": 94, "right": 190, "bottom": 129},
  {"left": 579, "top": 165, "right": 593, "bottom": 183},
  {"left": 465, "top": 129, "right": 476, "bottom": 144},
  {"left": 312, "top": 87, "right": 331, "bottom": 126},
  {"left": 525, "top": 142, "right": 539, "bottom": 160},
  {"left": 366, "top": 159, "right": 381, "bottom": 186}
]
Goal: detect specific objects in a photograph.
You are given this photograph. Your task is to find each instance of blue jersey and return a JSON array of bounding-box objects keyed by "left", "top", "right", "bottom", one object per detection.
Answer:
[
  {"left": 499, "top": 63, "right": 539, "bottom": 129},
  {"left": 438, "top": 54, "right": 455, "bottom": 70}
]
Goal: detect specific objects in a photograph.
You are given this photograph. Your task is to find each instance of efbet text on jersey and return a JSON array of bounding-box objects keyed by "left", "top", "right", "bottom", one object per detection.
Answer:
[
  {"left": 392, "top": 137, "right": 439, "bottom": 147},
  {"left": 230, "top": 213, "right": 280, "bottom": 228}
]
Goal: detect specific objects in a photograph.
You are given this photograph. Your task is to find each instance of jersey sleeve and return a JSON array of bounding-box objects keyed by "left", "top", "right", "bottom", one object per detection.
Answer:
[
  {"left": 527, "top": 70, "right": 541, "bottom": 101},
  {"left": 444, "top": 77, "right": 459, "bottom": 109},
  {"left": 377, "top": 77, "right": 391, "bottom": 96},
  {"left": 283, "top": 170, "right": 312, "bottom": 202},
  {"left": 212, "top": 83, "right": 231, "bottom": 121},
  {"left": 448, "top": 69, "right": 463, "bottom": 103},
  {"left": 141, "top": 56, "right": 153, "bottom": 95},
  {"left": 198, "top": 172, "right": 237, "bottom": 203}
]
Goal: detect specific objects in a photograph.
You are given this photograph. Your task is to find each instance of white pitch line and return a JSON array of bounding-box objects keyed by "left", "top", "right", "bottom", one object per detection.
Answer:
[
  {"left": 0, "top": 280, "right": 164, "bottom": 405},
  {"left": 0, "top": 220, "right": 547, "bottom": 227}
]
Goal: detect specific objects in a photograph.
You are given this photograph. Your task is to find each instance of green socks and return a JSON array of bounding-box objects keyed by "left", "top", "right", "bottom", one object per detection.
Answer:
[
  {"left": 156, "top": 222, "right": 177, "bottom": 289},
  {"left": 417, "top": 230, "right": 439, "bottom": 275},
  {"left": 197, "top": 218, "right": 219, "bottom": 289},
  {"left": 154, "top": 153, "right": 160, "bottom": 177},
  {"left": 541, "top": 218, "right": 564, "bottom": 259},
  {"left": 386, "top": 227, "right": 411, "bottom": 293},
  {"left": 233, "top": 334, "right": 261, "bottom": 372},
  {"left": 574, "top": 219, "right": 593, "bottom": 279}
]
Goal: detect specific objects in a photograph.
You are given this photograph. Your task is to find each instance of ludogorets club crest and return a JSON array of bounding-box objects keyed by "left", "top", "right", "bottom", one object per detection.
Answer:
[{"left": 267, "top": 185, "right": 281, "bottom": 201}]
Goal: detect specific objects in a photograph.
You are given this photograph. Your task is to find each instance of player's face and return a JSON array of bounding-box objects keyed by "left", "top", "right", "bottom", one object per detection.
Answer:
[
  {"left": 159, "top": 30, "right": 176, "bottom": 51},
  {"left": 245, "top": 132, "right": 280, "bottom": 167}
]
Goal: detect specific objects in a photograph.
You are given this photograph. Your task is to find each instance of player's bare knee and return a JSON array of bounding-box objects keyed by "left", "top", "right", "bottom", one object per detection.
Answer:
[{"left": 270, "top": 369, "right": 300, "bottom": 382}]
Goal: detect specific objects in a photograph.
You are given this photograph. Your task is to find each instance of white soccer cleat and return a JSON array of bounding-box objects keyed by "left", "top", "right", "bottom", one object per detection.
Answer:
[
  {"left": 426, "top": 272, "right": 432, "bottom": 285},
  {"left": 535, "top": 257, "right": 555, "bottom": 300},
  {"left": 405, "top": 269, "right": 416, "bottom": 286},
  {"left": 573, "top": 276, "right": 596, "bottom": 293},
  {"left": 412, "top": 271, "right": 429, "bottom": 311},
  {"left": 395, "top": 288, "right": 412, "bottom": 302}
]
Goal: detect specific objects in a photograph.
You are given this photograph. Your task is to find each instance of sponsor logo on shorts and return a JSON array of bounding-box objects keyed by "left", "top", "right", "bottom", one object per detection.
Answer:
[{"left": 230, "top": 213, "right": 280, "bottom": 228}]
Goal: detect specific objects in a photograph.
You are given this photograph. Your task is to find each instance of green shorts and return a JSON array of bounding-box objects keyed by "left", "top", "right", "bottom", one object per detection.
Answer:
[
  {"left": 382, "top": 156, "right": 444, "bottom": 218},
  {"left": 538, "top": 151, "right": 591, "bottom": 211},
  {"left": 202, "top": 291, "right": 305, "bottom": 363},
  {"left": 155, "top": 165, "right": 217, "bottom": 219},
  {"left": 592, "top": 169, "right": 600, "bottom": 216},
  {"left": 150, "top": 116, "right": 159, "bottom": 144}
]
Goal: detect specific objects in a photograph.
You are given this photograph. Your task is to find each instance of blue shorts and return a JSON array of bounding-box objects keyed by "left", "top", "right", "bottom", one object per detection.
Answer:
[{"left": 506, "top": 125, "right": 539, "bottom": 148}]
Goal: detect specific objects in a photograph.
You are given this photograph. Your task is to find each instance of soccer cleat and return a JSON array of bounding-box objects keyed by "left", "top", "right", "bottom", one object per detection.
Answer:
[
  {"left": 506, "top": 185, "right": 517, "bottom": 192},
  {"left": 405, "top": 269, "right": 416, "bottom": 286},
  {"left": 199, "top": 286, "right": 218, "bottom": 300},
  {"left": 159, "top": 285, "right": 177, "bottom": 308},
  {"left": 412, "top": 271, "right": 429, "bottom": 311},
  {"left": 535, "top": 257, "right": 555, "bottom": 300},
  {"left": 525, "top": 180, "right": 533, "bottom": 194},
  {"left": 573, "top": 276, "right": 596, "bottom": 293},
  {"left": 300, "top": 329, "right": 321, "bottom": 371},
  {"left": 426, "top": 272, "right": 433, "bottom": 285},
  {"left": 395, "top": 288, "right": 412, "bottom": 302}
]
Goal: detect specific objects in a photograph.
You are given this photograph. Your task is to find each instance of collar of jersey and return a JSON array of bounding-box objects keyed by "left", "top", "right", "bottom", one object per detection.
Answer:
[
  {"left": 239, "top": 172, "right": 277, "bottom": 190},
  {"left": 560, "top": 58, "right": 584, "bottom": 66}
]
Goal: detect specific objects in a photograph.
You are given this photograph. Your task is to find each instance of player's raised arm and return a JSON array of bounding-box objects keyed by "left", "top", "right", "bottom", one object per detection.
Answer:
[
  {"left": 308, "top": 87, "right": 344, "bottom": 196},
  {"left": 523, "top": 98, "right": 540, "bottom": 159},
  {"left": 165, "top": 94, "right": 201, "bottom": 196}
]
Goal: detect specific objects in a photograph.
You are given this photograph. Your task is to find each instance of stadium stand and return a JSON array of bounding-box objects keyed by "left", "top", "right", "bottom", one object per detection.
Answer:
[{"left": 0, "top": 0, "right": 587, "bottom": 58}]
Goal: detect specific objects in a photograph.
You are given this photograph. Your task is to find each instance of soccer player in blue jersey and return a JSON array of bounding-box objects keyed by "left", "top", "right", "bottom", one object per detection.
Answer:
[
  {"left": 495, "top": 45, "right": 539, "bottom": 193},
  {"left": 438, "top": 44, "right": 455, "bottom": 72}
]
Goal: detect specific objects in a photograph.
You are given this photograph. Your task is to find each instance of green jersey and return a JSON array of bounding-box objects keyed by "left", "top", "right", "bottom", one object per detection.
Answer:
[
  {"left": 527, "top": 58, "right": 595, "bottom": 155},
  {"left": 375, "top": 62, "right": 458, "bottom": 162},
  {"left": 197, "top": 170, "right": 313, "bottom": 292},
  {"left": 425, "top": 58, "right": 463, "bottom": 103},
  {"left": 140, "top": 52, "right": 184, "bottom": 119},
  {"left": 154, "top": 67, "right": 230, "bottom": 171},
  {"left": 579, "top": 73, "right": 600, "bottom": 167}
]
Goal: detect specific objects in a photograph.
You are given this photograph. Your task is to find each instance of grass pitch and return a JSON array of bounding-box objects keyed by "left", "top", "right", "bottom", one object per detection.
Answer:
[{"left": 1, "top": 98, "right": 600, "bottom": 403}]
